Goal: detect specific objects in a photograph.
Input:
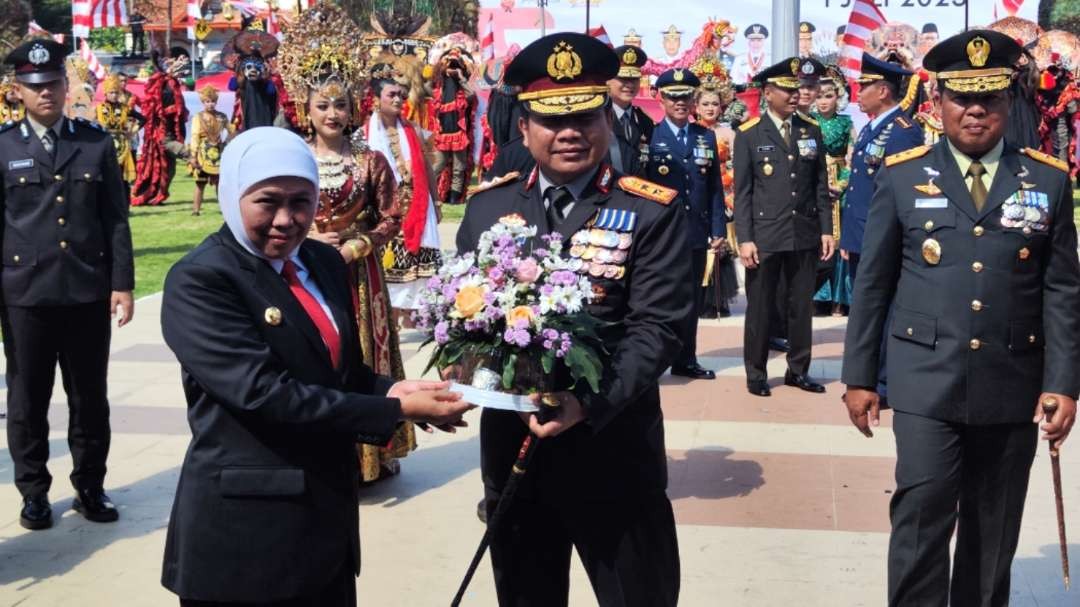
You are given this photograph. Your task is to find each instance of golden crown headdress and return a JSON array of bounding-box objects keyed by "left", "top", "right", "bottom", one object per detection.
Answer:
[
  {"left": 198, "top": 85, "right": 219, "bottom": 102},
  {"left": 278, "top": 2, "right": 367, "bottom": 126},
  {"left": 102, "top": 73, "right": 123, "bottom": 94}
]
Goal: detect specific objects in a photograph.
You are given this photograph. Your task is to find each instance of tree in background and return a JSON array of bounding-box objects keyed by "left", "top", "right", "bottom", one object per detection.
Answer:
[
  {"left": 0, "top": 0, "right": 31, "bottom": 55},
  {"left": 28, "top": 0, "right": 71, "bottom": 37},
  {"left": 1039, "top": 0, "right": 1080, "bottom": 36},
  {"left": 339, "top": 0, "right": 479, "bottom": 37}
]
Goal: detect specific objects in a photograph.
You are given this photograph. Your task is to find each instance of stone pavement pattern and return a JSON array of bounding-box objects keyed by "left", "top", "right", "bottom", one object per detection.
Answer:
[{"left": 1, "top": 258, "right": 1077, "bottom": 605}]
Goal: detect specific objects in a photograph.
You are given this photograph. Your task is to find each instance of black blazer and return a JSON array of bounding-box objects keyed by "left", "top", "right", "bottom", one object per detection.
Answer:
[
  {"left": 459, "top": 166, "right": 691, "bottom": 502},
  {"left": 160, "top": 227, "right": 402, "bottom": 602},
  {"left": 842, "top": 142, "right": 1080, "bottom": 424},
  {"left": 733, "top": 112, "right": 831, "bottom": 252},
  {"left": 0, "top": 117, "right": 134, "bottom": 305}
]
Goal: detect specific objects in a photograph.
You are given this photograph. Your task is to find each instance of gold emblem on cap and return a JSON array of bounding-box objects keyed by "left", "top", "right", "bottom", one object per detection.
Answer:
[
  {"left": 547, "top": 41, "right": 583, "bottom": 81},
  {"left": 264, "top": 306, "right": 283, "bottom": 326},
  {"left": 674, "top": 69, "right": 684, "bottom": 82},
  {"left": 922, "top": 238, "right": 942, "bottom": 265},
  {"left": 790, "top": 58, "right": 800, "bottom": 75},
  {"left": 800, "top": 23, "right": 809, "bottom": 33},
  {"left": 622, "top": 47, "right": 637, "bottom": 66},
  {"left": 966, "top": 36, "right": 990, "bottom": 68}
]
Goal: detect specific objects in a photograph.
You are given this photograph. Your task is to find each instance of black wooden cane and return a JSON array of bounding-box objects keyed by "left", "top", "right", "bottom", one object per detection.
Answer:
[{"left": 450, "top": 397, "right": 560, "bottom": 606}]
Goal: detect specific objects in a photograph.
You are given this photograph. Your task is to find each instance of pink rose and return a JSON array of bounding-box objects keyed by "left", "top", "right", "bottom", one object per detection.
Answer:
[{"left": 515, "top": 258, "right": 541, "bottom": 284}]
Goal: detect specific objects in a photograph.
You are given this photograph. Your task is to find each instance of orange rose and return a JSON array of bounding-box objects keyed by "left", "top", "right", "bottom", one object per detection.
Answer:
[
  {"left": 507, "top": 305, "right": 535, "bottom": 326},
  {"left": 454, "top": 286, "right": 486, "bottom": 318}
]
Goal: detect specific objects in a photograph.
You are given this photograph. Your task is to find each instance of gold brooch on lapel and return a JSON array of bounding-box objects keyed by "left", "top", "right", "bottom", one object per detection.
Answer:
[
  {"left": 1020, "top": 182, "right": 1037, "bottom": 190},
  {"left": 264, "top": 306, "right": 283, "bottom": 326},
  {"left": 914, "top": 182, "right": 942, "bottom": 195},
  {"left": 922, "top": 238, "right": 942, "bottom": 265}
]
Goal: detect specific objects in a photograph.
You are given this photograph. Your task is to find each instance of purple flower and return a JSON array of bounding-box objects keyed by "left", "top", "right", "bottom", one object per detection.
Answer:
[
  {"left": 540, "top": 284, "right": 555, "bottom": 297},
  {"left": 550, "top": 270, "right": 576, "bottom": 286},
  {"left": 488, "top": 267, "right": 505, "bottom": 282},
  {"left": 441, "top": 285, "right": 457, "bottom": 300},
  {"left": 543, "top": 328, "right": 558, "bottom": 340},
  {"left": 542, "top": 340, "right": 554, "bottom": 349},
  {"left": 511, "top": 328, "right": 531, "bottom": 347},
  {"left": 434, "top": 321, "right": 450, "bottom": 345}
]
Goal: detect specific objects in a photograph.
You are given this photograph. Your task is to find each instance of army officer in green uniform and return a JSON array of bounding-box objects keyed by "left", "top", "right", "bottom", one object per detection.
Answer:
[{"left": 842, "top": 30, "right": 1080, "bottom": 606}]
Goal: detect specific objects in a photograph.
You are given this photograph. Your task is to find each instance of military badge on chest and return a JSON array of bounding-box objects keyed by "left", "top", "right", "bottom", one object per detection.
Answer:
[
  {"left": 796, "top": 138, "right": 818, "bottom": 160},
  {"left": 567, "top": 208, "right": 636, "bottom": 287},
  {"left": 652, "top": 141, "right": 672, "bottom": 176},
  {"left": 692, "top": 135, "right": 714, "bottom": 174},
  {"left": 1001, "top": 190, "right": 1050, "bottom": 233}
]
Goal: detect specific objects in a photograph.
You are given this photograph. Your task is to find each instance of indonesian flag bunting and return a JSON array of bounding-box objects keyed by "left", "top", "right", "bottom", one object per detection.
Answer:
[
  {"left": 28, "top": 21, "right": 65, "bottom": 43},
  {"left": 589, "top": 25, "right": 612, "bottom": 48},
  {"left": 1002, "top": 0, "right": 1024, "bottom": 16},
  {"left": 839, "top": 0, "right": 888, "bottom": 81},
  {"left": 266, "top": 10, "right": 281, "bottom": 39},
  {"left": 480, "top": 14, "right": 495, "bottom": 61},
  {"left": 73, "top": 0, "right": 128, "bottom": 39},
  {"left": 80, "top": 39, "right": 108, "bottom": 81},
  {"left": 187, "top": 0, "right": 202, "bottom": 39}
]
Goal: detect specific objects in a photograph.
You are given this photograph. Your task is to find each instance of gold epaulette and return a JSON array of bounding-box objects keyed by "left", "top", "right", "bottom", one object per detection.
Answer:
[
  {"left": 466, "top": 171, "right": 521, "bottom": 199},
  {"left": 885, "top": 145, "right": 932, "bottom": 167},
  {"left": 1021, "top": 147, "right": 1069, "bottom": 174},
  {"left": 738, "top": 116, "right": 760, "bottom": 132},
  {"left": 895, "top": 114, "right": 914, "bottom": 129},
  {"left": 617, "top": 176, "right": 677, "bottom": 205},
  {"left": 796, "top": 111, "right": 818, "bottom": 127}
]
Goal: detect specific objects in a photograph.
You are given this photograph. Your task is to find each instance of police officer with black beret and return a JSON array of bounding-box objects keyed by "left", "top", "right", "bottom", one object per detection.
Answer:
[
  {"left": 458, "top": 32, "right": 686, "bottom": 606},
  {"left": 842, "top": 30, "right": 1080, "bottom": 604},
  {"left": 606, "top": 45, "right": 654, "bottom": 177},
  {"left": 734, "top": 57, "right": 834, "bottom": 397},
  {"left": 1, "top": 39, "right": 135, "bottom": 530}
]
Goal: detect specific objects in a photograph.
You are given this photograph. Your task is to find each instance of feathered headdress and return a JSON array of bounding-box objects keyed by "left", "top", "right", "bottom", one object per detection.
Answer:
[{"left": 279, "top": 2, "right": 367, "bottom": 127}]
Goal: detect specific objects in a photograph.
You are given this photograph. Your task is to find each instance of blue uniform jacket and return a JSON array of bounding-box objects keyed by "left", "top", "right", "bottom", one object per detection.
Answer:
[
  {"left": 840, "top": 108, "right": 924, "bottom": 254},
  {"left": 645, "top": 120, "right": 725, "bottom": 250}
]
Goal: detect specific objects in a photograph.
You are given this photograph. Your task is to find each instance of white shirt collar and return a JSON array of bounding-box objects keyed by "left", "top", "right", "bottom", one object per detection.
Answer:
[
  {"left": 537, "top": 167, "right": 596, "bottom": 202},
  {"left": 870, "top": 105, "right": 901, "bottom": 131},
  {"left": 665, "top": 117, "right": 689, "bottom": 138},
  {"left": 267, "top": 251, "right": 308, "bottom": 275},
  {"left": 613, "top": 103, "right": 628, "bottom": 120}
]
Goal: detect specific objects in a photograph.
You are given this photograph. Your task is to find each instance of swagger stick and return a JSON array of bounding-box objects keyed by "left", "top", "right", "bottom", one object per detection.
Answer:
[
  {"left": 1042, "top": 397, "right": 1071, "bottom": 590},
  {"left": 450, "top": 398, "right": 559, "bottom": 606}
]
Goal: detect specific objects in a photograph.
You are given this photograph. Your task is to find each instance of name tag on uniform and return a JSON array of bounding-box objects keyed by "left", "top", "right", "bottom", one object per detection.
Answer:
[
  {"left": 915, "top": 197, "right": 949, "bottom": 209},
  {"left": 8, "top": 159, "right": 33, "bottom": 170},
  {"left": 756, "top": 145, "right": 776, "bottom": 153}
]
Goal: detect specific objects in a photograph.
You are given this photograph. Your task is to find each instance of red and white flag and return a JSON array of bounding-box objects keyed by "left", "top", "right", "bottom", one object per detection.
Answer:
[
  {"left": 80, "top": 39, "right": 108, "bottom": 81},
  {"left": 839, "top": 0, "right": 888, "bottom": 81},
  {"left": 73, "top": 0, "right": 128, "bottom": 38},
  {"left": 1001, "top": 0, "right": 1024, "bottom": 16},
  {"left": 187, "top": 0, "right": 202, "bottom": 39},
  {"left": 266, "top": 10, "right": 281, "bottom": 39},
  {"left": 480, "top": 14, "right": 495, "bottom": 61},
  {"left": 588, "top": 26, "right": 612, "bottom": 48},
  {"left": 28, "top": 21, "right": 65, "bottom": 44}
]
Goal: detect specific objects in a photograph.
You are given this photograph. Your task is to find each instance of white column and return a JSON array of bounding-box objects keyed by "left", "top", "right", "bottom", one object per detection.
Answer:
[{"left": 771, "top": 0, "right": 799, "bottom": 60}]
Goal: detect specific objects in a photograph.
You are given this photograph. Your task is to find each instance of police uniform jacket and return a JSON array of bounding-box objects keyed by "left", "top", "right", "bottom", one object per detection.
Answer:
[
  {"left": 733, "top": 112, "right": 831, "bottom": 251},
  {"left": 840, "top": 107, "right": 924, "bottom": 253},
  {"left": 160, "top": 227, "right": 402, "bottom": 602},
  {"left": 458, "top": 165, "right": 692, "bottom": 502},
  {"left": 646, "top": 121, "right": 726, "bottom": 250},
  {"left": 0, "top": 117, "right": 134, "bottom": 305},
  {"left": 842, "top": 142, "right": 1080, "bottom": 424},
  {"left": 612, "top": 104, "right": 654, "bottom": 176}
]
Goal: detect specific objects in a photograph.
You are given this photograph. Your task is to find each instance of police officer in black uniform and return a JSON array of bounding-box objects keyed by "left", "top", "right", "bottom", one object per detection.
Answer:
[
  {"left": 842, "top": 30, "right": 1080, "bottom": 605},
  {"left": 457, "top": 32, "right": 686, "bottom": 607},
  {"left": 646, "top": 68, "right": 724, "bottom": 380},
  {"left": 734, "top": 57, "right": 834, "bottom": 397},
  {"left": 607, "top": 45, "right": 653, "bottom": 177},
  {"left": 0, "top": 40, "right": 135, "bottom": 530}
]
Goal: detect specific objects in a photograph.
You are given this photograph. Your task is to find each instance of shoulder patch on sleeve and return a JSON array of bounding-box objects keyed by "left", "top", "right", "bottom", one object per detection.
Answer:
[
  {"left": 1020, "top": 147, "right": 1069, "bottom": 174},
  {"left": 737, "top": 116, "right": 760, "bottom": 132},
  {"left": 895, "top": 114, "right": 914, "bottom": 129},
  {"left": 796, "top": 111, "right": 819, "bottom": 127},
  {"left": 467, "top": 171, "right": 521, "bottom": 199},
  {"left": 885, "top": 145, "right": 932, "bottom": 167},
  {"left": 617, "top": 176, "right": 677, "bottom": 205}
]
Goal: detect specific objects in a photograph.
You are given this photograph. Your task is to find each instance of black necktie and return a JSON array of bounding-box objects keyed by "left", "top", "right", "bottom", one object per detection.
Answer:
[
  {"left": 620, "top": 110, "right": 633, "bottom": 143},
  {"left": 545, "top": 186, "right": 573, "bottom": 230},
  {"left": 42, "top": 129, "right": 56, "bottom": 160},
  {"left": 677, "top": 127, "right": 687, "bottom": 150}
]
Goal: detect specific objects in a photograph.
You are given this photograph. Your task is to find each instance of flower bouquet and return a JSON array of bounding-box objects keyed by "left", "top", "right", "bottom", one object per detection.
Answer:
[{"left": 414, "top": 215, "right": 607, "bottom": 411}]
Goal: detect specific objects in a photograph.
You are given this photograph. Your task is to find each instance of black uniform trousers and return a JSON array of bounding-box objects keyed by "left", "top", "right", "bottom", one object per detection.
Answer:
[
  {"left": 743, "top": 248, "right": 816, "bottom": 382},
  {"left": 179, "top": 560, "right": 355, "bottom": 607},
  {"left": 888, "top": 411, "right": 1037, "bottom": 607},
  {"left": 488, "top": 492, "right": 680, "bottom": 607},
  {"left": 676, "top": 248, "right": 707, "bottom": 368},
  {"left": 2, "top": 301, "right": 112, "bottom": 496}
]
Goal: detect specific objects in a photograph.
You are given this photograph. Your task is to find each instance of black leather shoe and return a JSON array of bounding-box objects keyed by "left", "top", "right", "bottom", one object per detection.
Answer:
[
  {"left": 768, "top": 338, "right": 790, "bottom": 352},
  {"left": 72, "top": 489, "right": 119, "bottom": 523},
  {"left": 671, "top": 364, "right": 716, "bottom": 380},
  {"left": 718, "top": 303, "right": 732, "bottom": 318},
  {"left": 784, "top": 372, "right": 826, "bottom": 393},
  {"left": 747, "top": 380, "right": 772, "bottom": 397},
  {"left": 19, "top": 494, "right": 52, "bottom": 530}
]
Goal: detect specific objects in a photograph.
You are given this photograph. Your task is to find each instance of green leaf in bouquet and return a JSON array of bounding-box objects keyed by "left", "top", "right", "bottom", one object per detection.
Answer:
[
  {"left": 422, "top": 344, "right": 444, "bottom": 376},
  {"left": 565, "top": 344, "right": 603, "bottom": 393},
  {"left": 502, "top": 352, "right": 517, "bottom": 390},
  {"left": 541, "top": 349, "right": 555, "bottom": 375}
]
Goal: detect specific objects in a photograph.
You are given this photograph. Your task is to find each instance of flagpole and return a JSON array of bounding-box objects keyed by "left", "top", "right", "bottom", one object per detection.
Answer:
[
  {"left": 585, "top": 0, "right": 590, "bottom": 33},
  {"left": 167, "top": 0, "right": 174, "bottom": 56},
  {"left": 539, "top": 0, "right": 547, "bottom": 37}
]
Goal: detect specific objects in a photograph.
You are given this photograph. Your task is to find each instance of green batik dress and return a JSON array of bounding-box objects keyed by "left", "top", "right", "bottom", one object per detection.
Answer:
[{"left": 813, "top": 112, "right": 853, "bottom": 308}]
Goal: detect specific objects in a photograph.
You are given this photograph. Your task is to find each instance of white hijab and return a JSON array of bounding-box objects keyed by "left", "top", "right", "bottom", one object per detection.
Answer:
[{"left": 218, "top": 127, "right": 319, "bottom": 260}]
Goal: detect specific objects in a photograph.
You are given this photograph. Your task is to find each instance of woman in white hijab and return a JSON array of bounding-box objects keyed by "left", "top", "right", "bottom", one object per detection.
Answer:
[{"left": 159, "top": 127, "right": 469, "bottom": 607}]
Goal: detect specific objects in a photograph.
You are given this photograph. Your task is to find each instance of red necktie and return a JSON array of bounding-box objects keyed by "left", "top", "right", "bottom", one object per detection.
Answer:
[{"left": 282, "top": 260, "right": 341, "bottom": 368}]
